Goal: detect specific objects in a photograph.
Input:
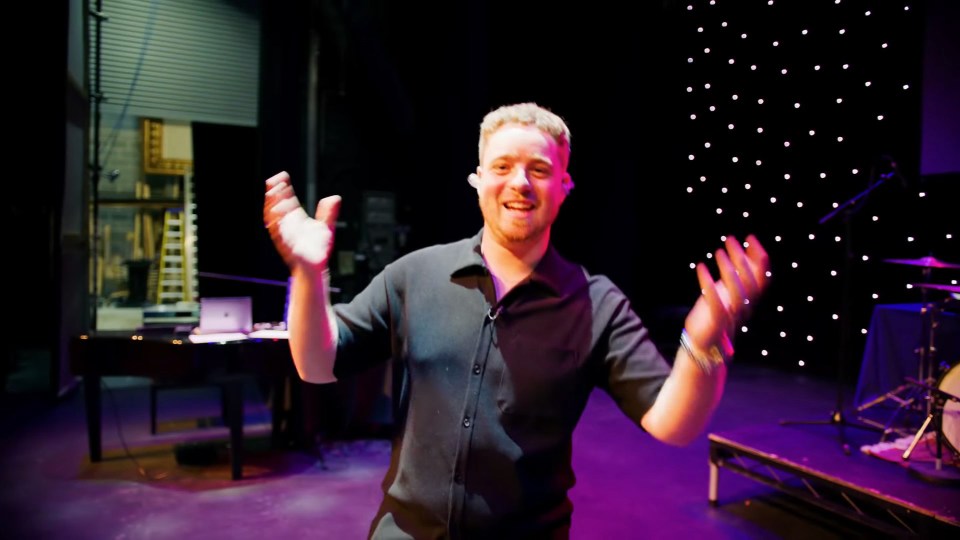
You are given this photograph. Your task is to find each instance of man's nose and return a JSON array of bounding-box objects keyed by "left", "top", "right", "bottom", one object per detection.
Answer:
[{"left": 507, "top": 167, "right": 530, "bottom": 188}]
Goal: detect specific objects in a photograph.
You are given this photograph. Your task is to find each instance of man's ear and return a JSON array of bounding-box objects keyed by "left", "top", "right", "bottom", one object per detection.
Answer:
[
  {"left": 563, "top": 175, "right": 575, "bottom": 195},
  {"left": 468, "top": 172, "right": 481, "bottom": 189}
]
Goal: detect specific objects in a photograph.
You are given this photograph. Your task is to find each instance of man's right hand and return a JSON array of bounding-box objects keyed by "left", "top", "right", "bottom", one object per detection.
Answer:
[{"left": 264, "top": 171, "right": 341, "bottom": 274}]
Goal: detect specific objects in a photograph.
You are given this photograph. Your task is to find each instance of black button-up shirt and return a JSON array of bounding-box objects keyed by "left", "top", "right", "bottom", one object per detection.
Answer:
[{"left": 333, "top": 229, "right": 671, "bottom": 539}]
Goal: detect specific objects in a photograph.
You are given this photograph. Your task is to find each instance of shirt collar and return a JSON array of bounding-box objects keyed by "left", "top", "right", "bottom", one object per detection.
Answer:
[{"left": 449, "top": 228, "right": 579, "bottom": 296}]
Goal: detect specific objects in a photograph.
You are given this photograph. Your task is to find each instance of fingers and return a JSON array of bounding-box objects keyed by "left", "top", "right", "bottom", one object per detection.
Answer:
[
  {"left": 715, "top": 246, "right": 746, "bottom": 319},
  {"left": 696, "top": 262, "right": 731, "bottom": 335},
  {"left": 315, "top": 195, "right": 342, "bottom": 227},
  {"left": 744, "top": 234, "right": 771, "bottom": 290}
]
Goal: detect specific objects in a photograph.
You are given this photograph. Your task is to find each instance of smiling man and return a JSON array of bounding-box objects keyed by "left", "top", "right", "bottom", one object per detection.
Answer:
[{"left": 263, "top": 102, "right": 771, "bottom": 539}]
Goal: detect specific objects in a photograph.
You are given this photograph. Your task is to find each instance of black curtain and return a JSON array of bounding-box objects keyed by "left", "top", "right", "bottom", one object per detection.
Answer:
[{"left": 192, "top": 122, "right": 288, "bottom": 324}]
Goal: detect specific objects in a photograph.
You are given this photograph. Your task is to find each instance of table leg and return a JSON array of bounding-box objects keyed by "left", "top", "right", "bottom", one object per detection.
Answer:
[
  {"left": 223, "top": 378, "right": 244, "bottom": 480},
  {"left": 84, "top": 374, "right": 102, "bottom": 462}
]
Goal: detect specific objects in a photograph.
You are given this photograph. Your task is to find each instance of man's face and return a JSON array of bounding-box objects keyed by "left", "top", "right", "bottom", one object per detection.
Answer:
[{"left": 476, "top": 123, "right": 571, "bottom": 248}]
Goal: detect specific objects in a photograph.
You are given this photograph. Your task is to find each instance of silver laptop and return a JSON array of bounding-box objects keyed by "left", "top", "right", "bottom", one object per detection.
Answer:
[{"left": 197, "top": 296, "right": 253, "bottom": 334}]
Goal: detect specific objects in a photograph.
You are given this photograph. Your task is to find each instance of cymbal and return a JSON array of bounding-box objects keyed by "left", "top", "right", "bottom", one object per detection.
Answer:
[
  {"left": 912, "top": 283, "right": 960, "bottom": 294},
  {"left": 884, "top": 256, "right": 960, "bottom": 269}
]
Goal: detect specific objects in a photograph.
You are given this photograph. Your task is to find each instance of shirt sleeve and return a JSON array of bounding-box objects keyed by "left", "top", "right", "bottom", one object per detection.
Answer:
[{"left": 594, "top": 283, "right": 672, "bottom": 427}]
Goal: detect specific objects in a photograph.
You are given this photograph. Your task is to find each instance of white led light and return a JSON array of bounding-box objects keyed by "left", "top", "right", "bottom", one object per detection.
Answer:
[
  {"left": 686, "top": 186, "right": 694, "bottom": 193},
  {"left": 861, "top": 255, "right": 869, "bottom": 261},
  {"left": 903, "top": 84, "right": 910, "bottom": 90},
  {"left": 807, "top": 335, "right": 813, "bottom": 342},
  {"left": 705, "top": 83, "right": 711, "bottom": 89},
  {"left": 872, "top": 293, "right": 879, "bottom": 299},
  {"left": 794, "top": 102, "right": 801, "bottom": 108},
  {"left": 839, "top": 29, "right": 846, "bottom": 35},
  {"left": 687, "top": 5, "right": 693, "bottom": 10},
  {"left": 709, "top": 105, "right": 716, "bottom": 111},
  {"left": 842, "top": 64, "right": 850, "bottom": 69},
  {"left": 802, "top": 29, "right": 808, "bottom": 35},
  {"left": 820, "top": 172, "right": 827, "bottom": 179},
  {"left": 872, "top": 215, "right": 879, "bottom": 221},
  {"left": 797, "top": 201, "right": 803, "bottom": 208},
  {"left": 834, "top": 236, "right": 841, "bottom": 242},
  {"left": 745, "top": 183, "right": 752, "bottom": 190},
  {"left": 688, "top": 154, "right": 695, "bottom": 160},
  {"left": 721, "top": 187, "right": 728, "bottom": 193},
  {"left": 732, "top": 94, "right": 739, "bottom": 100},
  {"left": 751, "top": 65, "right": 757, "bottom": 71},
  {"left": 728, "top": 124, "right": 735, "bottom": 130},
  {"left": 782, "top": 69, "right": 789, "bottom": 75},
  {"left": 742, "top": 211, "right": 749, "bottom": 218},
  {"left": 814, "top": 65, "right": 821, "bottom": 71},
  {"left": 861, "top": 328, "right": 868, "bottom": 335},
  {"left": 807, "top": 295, "right": 814, "bottom": 302},
  {"left": 851, "top": 168, "right": 858, "bottom": 174},
  {"left": 777, "top": 306, "right": 783, "bottom": 312},
  {"left": 865, "top": 10, "right": 871, "bottom": 16},
  {"left": 721, "top": 21, "right": 728, "bottom": 27},
  {"left": 773, "top": 41, "right": 779, "bottom": 47},
  {"left": 784, "top": 173, "right": 791, "bottom": 180},
  {"left": 758, "top": 127, "right": 764, "bottom": 133},
  {"left": 784, "top": 141, "right": 790, "bottom": 147},
  {"left": 700, "top": 176, "right": 707, "bottom": 182},
  {"left": 698, "top": 27, "right": 704, "bottom": 33},
  {"left": 756, "top": 160, "right": 762, "bottom": 166},
  {"left": 704, "top": 48, "right": 711, "bottom": 53},
  {"left": 809, "top": 130, "right": 815, "bottom": 136},
  {"left": 833, "top": 202, "right": 839, "bottom": 208},
  {"left": 741, "top": 325, "right": 748, "bottom": 333},
  {"left": 716, "top": 208, "right": 722, "bottom": 214},
  {"left": 907, "top": 236, "right": 914, "bottom": 242},
  {"left": 877, "top": 115, "right": 884, "bottom": 120},
  {"left": 837, "top": 98, "right": 843, "bottom": 103},
  {"left": 808, "top": 234, "right": 815, "bottom": 240},
  {"left": 882, "top": 43, "right": 888, "bottom": 49},
  {"left": 758, "top": 98, "right": 764, "bottom": 104},
  {"left": 792, "top": 262, "right": 799, "bottom": 268},
  {"left": 690, "top": 114, "right": 697, "bottom": 120},
  {"left": 798, "top": 360, "right": 805, "bottom": 367},
  {"left": 830, "top": 270, "right": 837, "bottom": 276},
  {"left": 687, "top": 86, "right": 693, "bottom": 92},
  {"left": 688, "top": 58, "right": 694, "bottom": 63},
  {"left": 729, "top": 59, "right": 735, "bottom": 65},
  {"left": 837, "top": 136, "right": 844, "bottom": 142},
  {"left": 732, "top": 156, "right": 739, "bottom": 162},
  {"left": 704, "top": 142, "right": 711, "bottom": 148},
  {"left": 761, "top": 350, "right": 768, "bottom": 356},
  {"left": 832, "top": 313, "right": 839, "bottom": 319},
  {"left": 770, "top": 196, "right": 777, "bottom": 203},
  {"left": 775, "top": 235, "right": 782, "bottom": 241},
  {"left": 780, "top": 331, "right": 787, "bottom": 338},
  {"left": 865, "top": 81, "right": 872, "bottom": 87},
  {"left": 741, "top": 33, "right": 748, "bottom": 39}
]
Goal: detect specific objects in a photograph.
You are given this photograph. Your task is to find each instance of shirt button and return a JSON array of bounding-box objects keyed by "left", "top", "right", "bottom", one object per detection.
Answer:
[
  {"left": 472, "top": 364, "right": 481, "bottom": 375},
  {"left": 462, "top": 417, "right": 471, "bottom": 428}
]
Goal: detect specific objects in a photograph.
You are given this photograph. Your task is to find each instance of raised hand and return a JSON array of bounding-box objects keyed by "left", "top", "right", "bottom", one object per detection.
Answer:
[
  {"left": 263, "top": 171, "right": 341, "bottom": 273},
  {"left": 684, "top": 234, "right": 770, "bottom": 353}
]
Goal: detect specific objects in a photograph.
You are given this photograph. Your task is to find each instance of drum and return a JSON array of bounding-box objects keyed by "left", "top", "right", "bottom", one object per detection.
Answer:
[{"left": 937, "top": 362, "right": 960, "bottom": 458}]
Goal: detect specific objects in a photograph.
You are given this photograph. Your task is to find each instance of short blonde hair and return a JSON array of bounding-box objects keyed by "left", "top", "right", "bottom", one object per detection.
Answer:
[{"left": 478, "top": 103, "right": 571, "bottom": 169}]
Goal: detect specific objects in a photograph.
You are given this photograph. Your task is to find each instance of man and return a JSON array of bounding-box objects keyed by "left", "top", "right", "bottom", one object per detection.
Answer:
[{"left": 263, "top": 102, "right": 770, "bottom": 539}]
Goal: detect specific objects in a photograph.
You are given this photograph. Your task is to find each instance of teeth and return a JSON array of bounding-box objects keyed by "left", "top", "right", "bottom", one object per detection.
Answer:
[{"left": 504, "top": 202, "right": 533, "bottom": 210}]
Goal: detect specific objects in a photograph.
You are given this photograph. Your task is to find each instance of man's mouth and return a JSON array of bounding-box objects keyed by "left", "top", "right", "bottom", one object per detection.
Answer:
[{"left": 503, "top": 201, "right": 535, "bottom": 211}]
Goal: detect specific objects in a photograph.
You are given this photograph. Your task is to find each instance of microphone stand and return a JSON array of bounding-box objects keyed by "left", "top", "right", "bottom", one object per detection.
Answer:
[{"left": 779, "top": 174, "right": 892, "bottom": 454}]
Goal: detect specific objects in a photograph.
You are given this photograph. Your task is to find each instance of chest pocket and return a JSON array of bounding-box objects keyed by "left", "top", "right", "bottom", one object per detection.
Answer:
[{"left": 495, "top": 334, "right": 581, "bottom": 422}]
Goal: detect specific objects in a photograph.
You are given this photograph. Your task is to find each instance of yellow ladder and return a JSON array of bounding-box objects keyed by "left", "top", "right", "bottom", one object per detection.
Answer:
[{"left": 156, "top": 208, "right": 188, "bottom": 304}]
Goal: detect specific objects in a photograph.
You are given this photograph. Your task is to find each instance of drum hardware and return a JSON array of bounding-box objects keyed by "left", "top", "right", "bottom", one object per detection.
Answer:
[
  {"left": 854, "top": 255, "right": 960, "bottom": 440},
  {"left": 900, "top": 374, "right": 960, "bottom": 485},
  {"left": 855, "top": 293, "right": 954, "bottom": 440},
  {"left": 883, "top": 255, "right": 960, "bottom": 270}
]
